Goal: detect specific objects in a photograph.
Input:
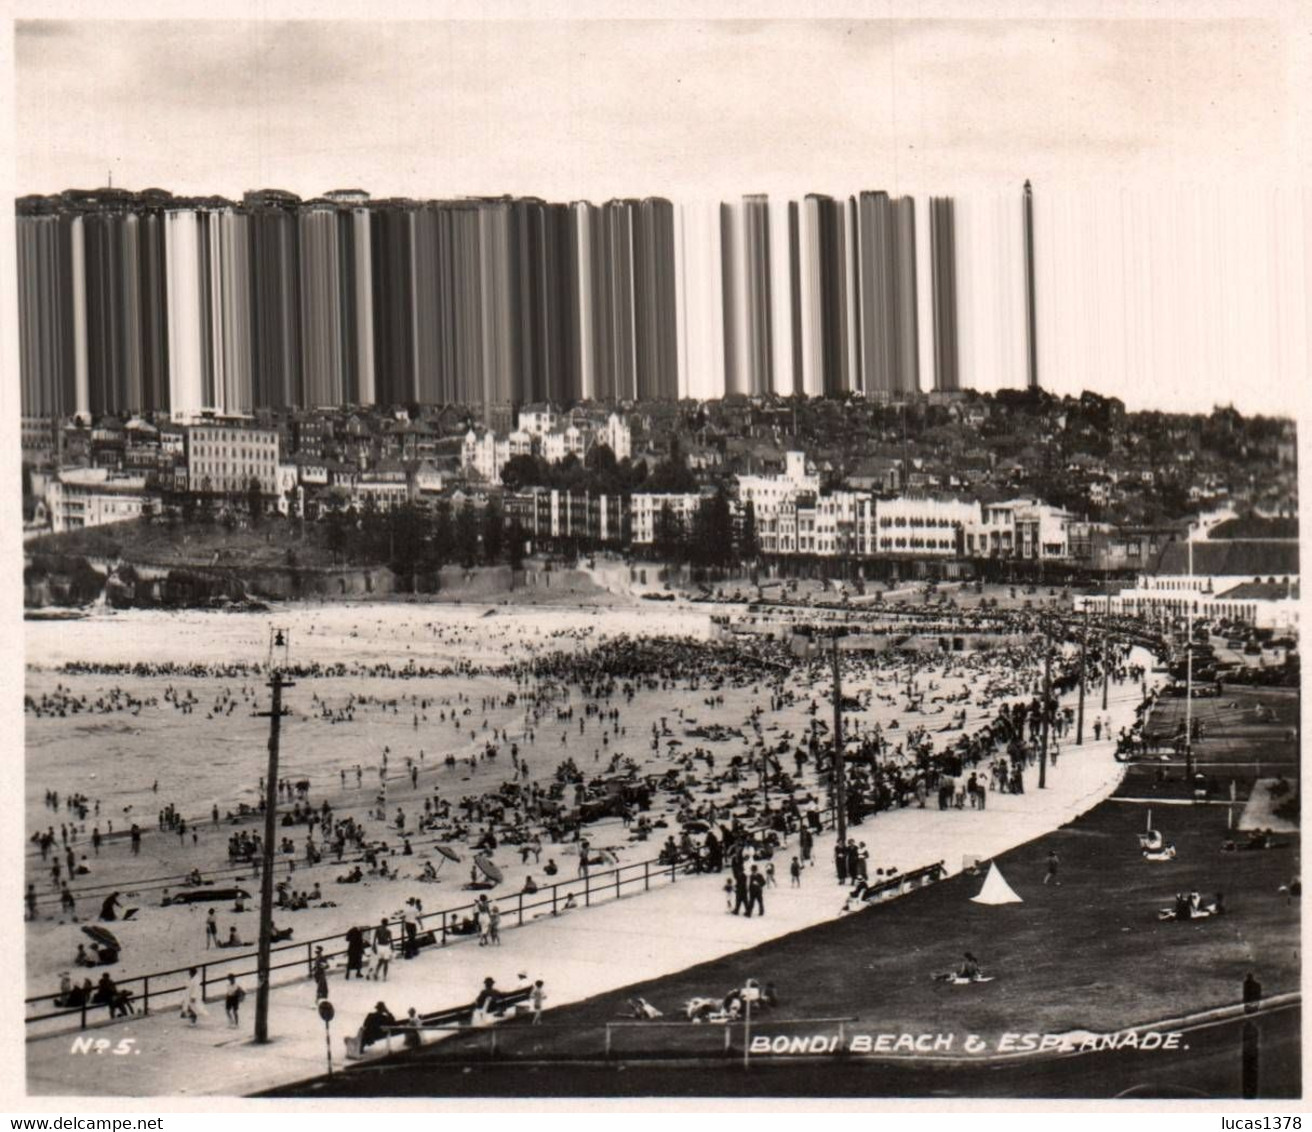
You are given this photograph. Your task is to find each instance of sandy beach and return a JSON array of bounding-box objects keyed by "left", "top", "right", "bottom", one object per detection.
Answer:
[{"left": 25, "top": 596, "right": 1088, "bottom": 1002}]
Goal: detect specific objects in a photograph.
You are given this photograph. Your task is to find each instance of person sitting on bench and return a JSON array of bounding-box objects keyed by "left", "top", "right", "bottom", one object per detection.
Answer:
[{"left": 360, "top": 1002, "right": 396, "bottom": 1050}]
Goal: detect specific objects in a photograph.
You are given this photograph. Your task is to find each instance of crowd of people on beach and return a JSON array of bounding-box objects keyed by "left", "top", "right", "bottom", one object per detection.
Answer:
[{"left": 27, "top": 598, "right": 1168, "bottom": 1056}]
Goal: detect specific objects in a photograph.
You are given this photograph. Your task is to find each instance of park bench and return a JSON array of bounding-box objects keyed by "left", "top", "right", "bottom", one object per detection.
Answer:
[{"left": 344, "top": 986, "right": 533, "bottom": 1060}]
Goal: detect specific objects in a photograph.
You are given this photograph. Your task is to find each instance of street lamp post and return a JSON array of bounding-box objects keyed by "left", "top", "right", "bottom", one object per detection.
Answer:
[
  {"left": 831, "top": 635, "right": 847, "bottom": 848},
  {"left": 1076, "top": 603, "right": 1088, "bottom": 745},
  {"left": 1038, "top": 621, "right": 1051, "bottom": 790},
  {"left": 254, "top": 629, "right": 293, "bottom": 1045},
  {"left": 1101, "top": 592, "right": 1110, "bottom": 712}
]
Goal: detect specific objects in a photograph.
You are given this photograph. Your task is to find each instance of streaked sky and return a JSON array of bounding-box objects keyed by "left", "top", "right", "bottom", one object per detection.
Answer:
[{"left": 14, "top": 15, "right": 1312, "bottom": 415}]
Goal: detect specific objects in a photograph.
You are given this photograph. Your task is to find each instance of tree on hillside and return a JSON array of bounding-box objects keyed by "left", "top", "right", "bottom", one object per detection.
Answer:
[
  {"left": 390, "top": 504, "right": 428, "bottom": 587},
  {"left": 654, "top": 502, "right": 687, "bottom": 562},
  {"left": 247, "top": 477, "right": 263, "bottom": 526},
  {"left": 690, "top": 487, "right": 734, "bottom": 568},
  {"left": 739, "top": 500, "right": 759, "bottom": 561},
  {"left": 454, "top": 502, "right": 480, "bottom": 568},
  {"left": 501, "top": 453, "right": 547, "bottom": 492},
  {"left": 482, "top": 499, "right": 505, "bottom": 564},
  {"left": 506, "top": 518, "right": 527, "bottom": 570},
  {"left": 431, "top": 500, "right": 455, "bottom": 566},
  {"left": 585, "top": 442, "right": 617, "bottom": 476},
  {"left": 324, "top": 507, "right": 348, "bottom": 567}
]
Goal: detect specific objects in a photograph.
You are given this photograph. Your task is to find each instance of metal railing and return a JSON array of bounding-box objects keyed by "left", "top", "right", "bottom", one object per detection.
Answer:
[
  {"left": 26, "top": 836, "right": 956, "bottom": 1041},
  {"left": 26, "top": 844, "right": 777, "bottom": 1036},
  {"left": 356, "top": 1014, "right": 862, "bottom": 1064}
]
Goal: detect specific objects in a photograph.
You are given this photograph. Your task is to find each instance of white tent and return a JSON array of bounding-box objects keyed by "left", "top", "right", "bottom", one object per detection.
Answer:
[{"left": 970, "top": 862, "right": 1023, "bottom": 905}]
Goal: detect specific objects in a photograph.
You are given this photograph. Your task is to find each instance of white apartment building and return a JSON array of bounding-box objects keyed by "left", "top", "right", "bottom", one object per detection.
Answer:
[
  {"left": 965, "top": 499, "right": 1073, "bottom": 560},
  {"left": 874, "top": 496, "right": 979, "bottom": 557},
  {"left": 631, "top": 492, "right": 703, "bottom": 545},
  {"left": 462, "top": 429, "right": 531, "bottom": 483},
  {"left": 599, "top": 413, "right": 632, "bottom": 462},
  {"left": 738, "top": 451, "right": 820, "bottom": 555},
  {"left": 47, "top": 469, "right": 154, "bottom": 534},
  {"left": 352, "top": 474, "right": 410, "bottom": 512},
  {"left": 186, "top": 425, "right": 280, "bottom": 494},
  {"left": 462, "top": 430, "right": 509, "bottom": 483},
  {"left": 541, "top": 424, "right": 588, "bottom": 464},
  {"left": 274, "top": 465, "right": 303, "bottom": 517},
  {"left": 802, "top": 491, "right": 876, "bottom": 557},
  {"left": 517, "top": 408, "right": 558, "bottom": 437}
]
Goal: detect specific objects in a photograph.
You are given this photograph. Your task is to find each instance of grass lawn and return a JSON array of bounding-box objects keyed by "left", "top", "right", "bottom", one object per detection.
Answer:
[
  {"left": 1116, "top": 685, "right": 1300, "bottom": 802},
  {"left": 417, "top": 795, "right": 1299, "bottom": 1064}
]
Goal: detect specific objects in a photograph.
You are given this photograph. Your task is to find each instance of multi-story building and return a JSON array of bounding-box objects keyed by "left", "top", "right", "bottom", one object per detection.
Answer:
[
  {"left": 598, "top": 413, "right": 632, "bottom": 462},
  {"left": 874, "top": 496, "right": 977, "bottom": 556},
  {"left": 353, "top": 463, "right": 410, "bottom": 511},
  {"left": 47, "top": 468, "right": 155, "bottom": 533},
  {"left": 506, "top": 488, "right": 626, "bottom": 544},
  {"left": 462, "top": 430, "right": 509, "bottom": 484},
  {"left": 517, "top": 407, "right": 557, "bottom": 437},
  {"left": 631, "top": 492, "right": 703, "bottom": 545},
  {"left": 808, "top": 491, "right": 876, "bottom": 557},
  {"left": 541, "top": 424, "right": 588, "bottom": 464},
  {"left": 21, "top": 418, "right": 56, "bottom": 466},
  {"left": 1079, "top": 536, "right": 1300, "bottom": 630},
  {"left": 737, "top": 451, "right": 820, "bottom": 555},
  {"left": 965, "top": 498, "right": 1073, "bottom": 560},
  {"left": 186, "top": 424, "right": 280, "bottom": 494}
]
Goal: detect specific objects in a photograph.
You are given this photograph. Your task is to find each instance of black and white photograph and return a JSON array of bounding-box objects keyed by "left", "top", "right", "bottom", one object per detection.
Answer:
[{"left": 8, "top": 1, "right": 1306, "bottom": 1108}]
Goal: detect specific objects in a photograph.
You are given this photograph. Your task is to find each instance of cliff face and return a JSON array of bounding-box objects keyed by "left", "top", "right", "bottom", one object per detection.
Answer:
[
  {"left": 23, "top": 552, "right": 402, "bottom": 609},
  {"left": 24, "top": 543, "right": 616, "bottom": 610}
]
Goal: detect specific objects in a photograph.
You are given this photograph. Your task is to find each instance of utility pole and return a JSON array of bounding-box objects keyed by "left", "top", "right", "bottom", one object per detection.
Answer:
[
  {"left": 1038, "top": 623, "right": 1051, "bottom": 789},
  {"left": 1101, "top": 592, "right": 1110, "bottom": 712},
  {"left": 831, "top": 636, "right": 847, "bottom": 847},
  {"left": 254, "top": 630, "right": 293, "bottom": 1045},
  {"left": 1076, "top": 603, "right": 1087, "bottom": 745},
  {"left": 1185, "top": 538, "right": 1195, "bottom": 785}
]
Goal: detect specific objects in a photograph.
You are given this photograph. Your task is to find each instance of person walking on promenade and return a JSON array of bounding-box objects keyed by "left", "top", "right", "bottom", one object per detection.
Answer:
[
  {"left": 1044, "top": 850, "right": 1061, "bottom": 886},
  {"left": 223, "top": 975, "right": 245, "bottom": 1028},
  {"left": 205, "top": 908, "right": 218, "bottom": 950},
  {"left": 531, "top": 980, "right": 546, "bottom": 1024},
  {"left": 180, "top": 967, "right": 207, "bottom": 1025},
  {"left": 747, "top": 866, "right": 766, "bottom": 918},
  {"left": 402, "top": 910, "right": 419, "bottom": 958},
  {"left": 732, "top": 869, "right": 750, "bottom": 916},
  {"left": 372, "top": 918, "right": 393, "bottom": 981},
  {"left": 312, "top": 947, "right": 330, "bottom": 1001},
  {"left": 345, "top": 925, "right": 366, "bottom": 979}
]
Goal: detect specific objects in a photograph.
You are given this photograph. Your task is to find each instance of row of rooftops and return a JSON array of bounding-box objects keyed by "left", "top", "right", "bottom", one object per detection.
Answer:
[{"left": 16, "top": 188, "right": 680, "bottom": 218}]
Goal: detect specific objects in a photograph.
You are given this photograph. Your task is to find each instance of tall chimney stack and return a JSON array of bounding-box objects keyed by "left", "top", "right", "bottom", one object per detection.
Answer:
[{"left": 1023, "top": 180, "right": 1039, "bottom": 391}]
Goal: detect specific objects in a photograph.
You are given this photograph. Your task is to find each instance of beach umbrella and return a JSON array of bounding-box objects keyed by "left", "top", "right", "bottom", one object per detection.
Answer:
[
  {"left": 474, "top": 857, "right": 503, "bottom": 885},
  {"left": 435, "top": 844, "right": 461, "bottom": 863},
  {"left": 82, "top": 925, "right": 121, "bottom": 950}
]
